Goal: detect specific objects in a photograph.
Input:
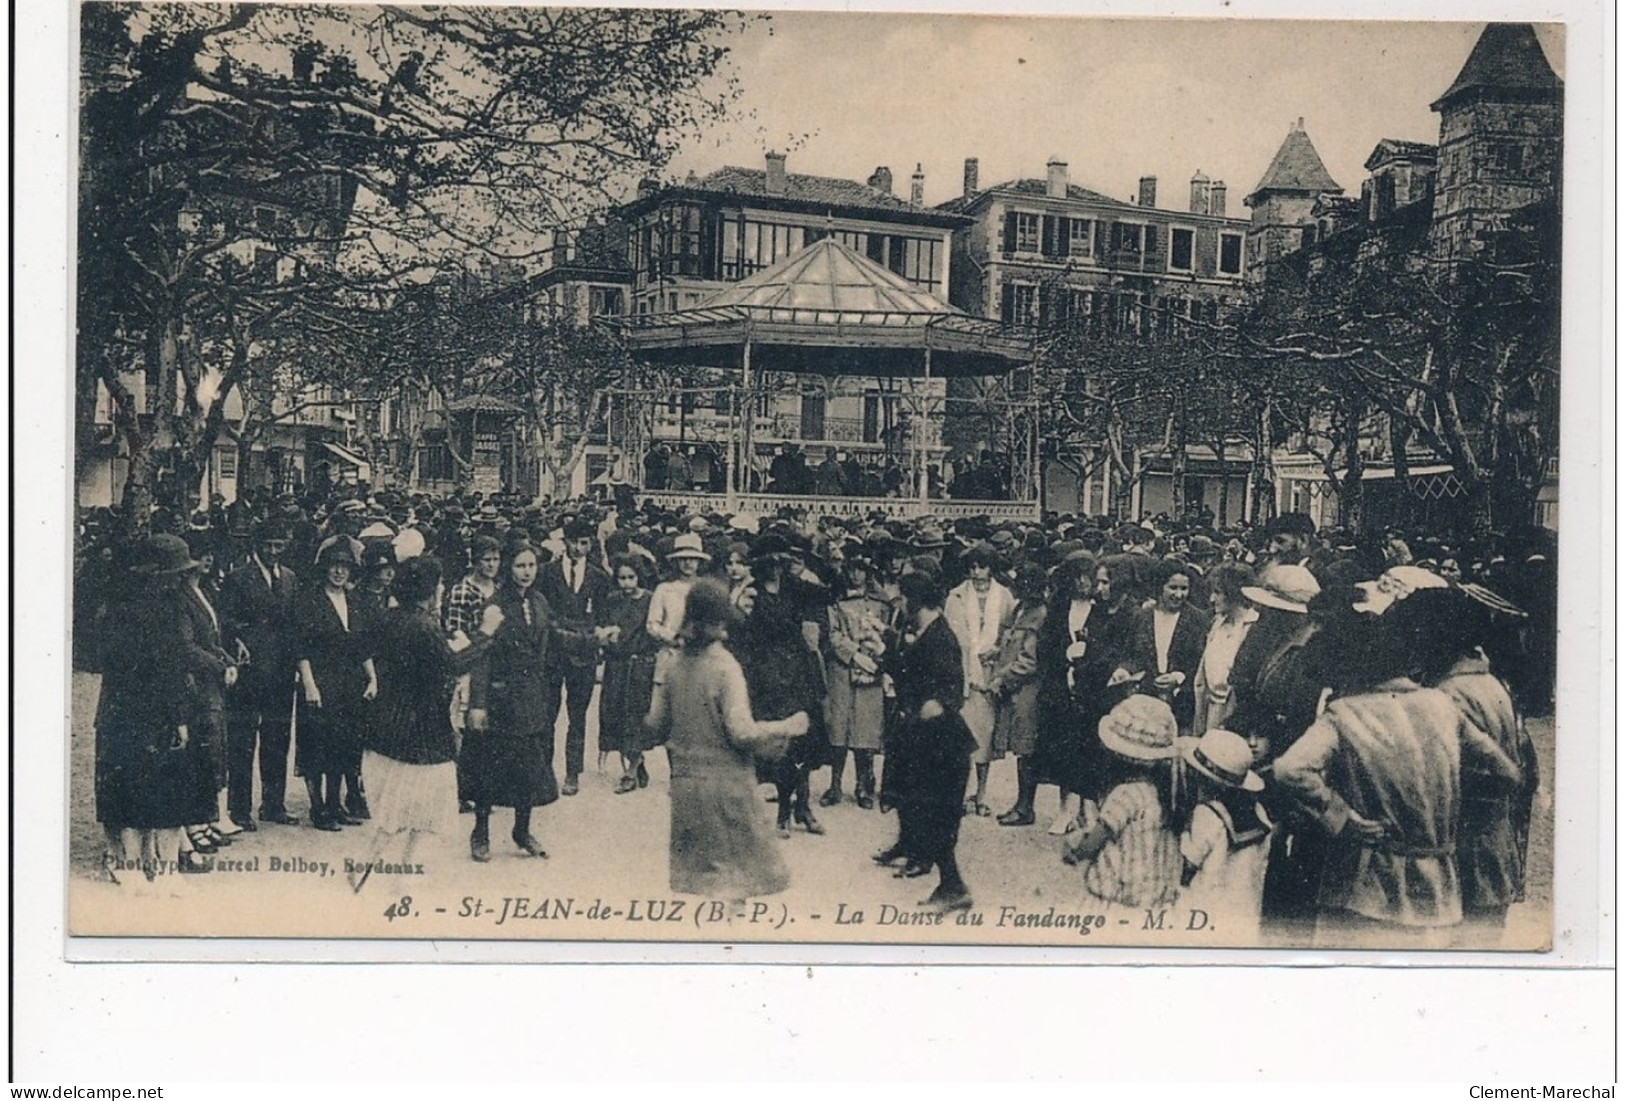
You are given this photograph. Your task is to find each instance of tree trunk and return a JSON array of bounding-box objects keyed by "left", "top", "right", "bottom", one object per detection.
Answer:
[
  {"left": 1251, "top": 396, "right": 1276, "bottom": 525},
  {"left": 1338, "top": 415, "right": 1364, "bottom": 533},
  {"left": 1214, "top": 442, "right": 1230, "bottom": 526}
]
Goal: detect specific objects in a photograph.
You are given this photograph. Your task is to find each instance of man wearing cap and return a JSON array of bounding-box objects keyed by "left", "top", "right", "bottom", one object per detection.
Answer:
[
  {"left": 220, "top": 522, "right": 302, "bottom": 829},
  {"left": 540, "top": 517, "right": 613, "bottom": 795}
]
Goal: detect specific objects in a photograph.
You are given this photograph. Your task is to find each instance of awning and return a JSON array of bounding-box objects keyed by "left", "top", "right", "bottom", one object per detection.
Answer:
[
  {"left": 320, "top": 441, "right": 372, "bottom": 481},
  {"left": 1279, "top": 463, "right": 1453, "bottom": 483}
]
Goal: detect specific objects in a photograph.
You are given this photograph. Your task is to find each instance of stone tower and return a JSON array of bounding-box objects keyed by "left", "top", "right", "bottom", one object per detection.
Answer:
[
  {"left": 1428, "top": 22, "right": 1563, "bottom": 260},
  {"left": 1243, "top": 118, "right": 1343, "bottom": 284}
]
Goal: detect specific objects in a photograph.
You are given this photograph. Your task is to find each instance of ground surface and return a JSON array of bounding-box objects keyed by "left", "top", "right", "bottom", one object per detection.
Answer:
[{"left": 67, "top": 672, "right": 1554, "bottom": 950}]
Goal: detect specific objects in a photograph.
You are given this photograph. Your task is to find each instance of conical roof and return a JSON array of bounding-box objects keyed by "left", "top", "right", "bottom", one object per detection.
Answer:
[
  {"left": 1431, "top": 23, "right": 1561, "bottom": 111},
  {"left": 1245, "top": 119, "right": 1343, "bottom": 207},
  {"left": 701, "top": 236, "right": 960, "bottom": 315},
  {"left": 622, "top": 237, "right": 1032, "bottom": 378}
]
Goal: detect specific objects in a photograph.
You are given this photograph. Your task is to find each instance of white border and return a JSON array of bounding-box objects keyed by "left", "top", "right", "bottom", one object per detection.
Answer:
[{"left": 12, "top": 0, "right": 1615, "bottom": 1081}]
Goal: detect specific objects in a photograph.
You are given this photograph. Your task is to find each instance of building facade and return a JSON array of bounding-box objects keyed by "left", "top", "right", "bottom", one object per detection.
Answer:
[{"left": 939, "top": 156, "right": 1252, "bottom": 516}]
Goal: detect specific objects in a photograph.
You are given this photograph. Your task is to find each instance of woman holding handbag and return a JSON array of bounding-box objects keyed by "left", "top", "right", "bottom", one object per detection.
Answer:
[{"left": 645, "top": 579, "right": 808, "bottom": 903}]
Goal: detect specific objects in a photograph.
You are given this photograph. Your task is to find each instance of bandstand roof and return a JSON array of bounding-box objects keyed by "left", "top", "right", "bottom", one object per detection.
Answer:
[{"left": 618, "top": 238, "right": 1036, "bottom": 378}]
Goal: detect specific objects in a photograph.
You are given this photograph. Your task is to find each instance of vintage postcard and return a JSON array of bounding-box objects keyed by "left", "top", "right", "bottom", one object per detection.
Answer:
[{"left": 67, "top": 6, "right": 1571, "bottom": 953}]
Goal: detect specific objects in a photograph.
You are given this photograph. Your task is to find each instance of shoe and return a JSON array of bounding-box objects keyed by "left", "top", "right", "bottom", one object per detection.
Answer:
[
  {"left": 214, "top": 820, "right": 244, "bottom": 838},
  {"left": 855, "top": 793, "right": 875, "bottom": 810},
  {"left": 312, "top": 817, "right": 342, "bottom": 833},
  {"left": 562, "top": 777, "right": 580, "bottom": 797},
  {"left": 614, "top": 775, "right": 639, "bottom": 794},
  {"left": 260, "top": 809, "right": 299, "bottom": 826},
  {"left": 471, "top": 835, "right": 491, "bottom": 862},
  {"left": 894, "top": 863, "right": 932, "bottom": 879},
  {"left": 348, "top": 796, "right": 371, "bottom": 821},
  {"left": 512, "top": 834, "right": 549, "bottom": 859},
  {"left": 794, "top": 810, "right": 825, "bottom": 836},
  {"left": 334, "top": 813, "right": 365, "bottom": 827},
  {"left": 177, "top": 851, "right": 212, "bottom": 874},
  {"left": 997, "top": 808, "right": 1036, "bottom": 827},
  {"left": 973, "top": 801, "right": 992, "bottom": 817},
  {"left": 185, "top": 828, "right": 217, "bottom": 854},
  {"left": 921, "top": 888, "right": 972, "bottom": 914},
  {"left": 459, "top": 800, "right": 476, "bottom": 815},
  {"left": 872, "top": 847, "right": 906, "bottom": 867},
  {"left": 206, "top": 826, "right": 234, "bottom": 846},
  {"left": 818, "top": 787, "right": 842, "bottom": 807},
  {"left": 636, "top": 761, "right": 650, "bottom": 789},
  {"left": 231, "top": 817, "right": 258, "bottom": 833},
  {"left": 776, "top": 815, "right": 791, "bottom": 840}
]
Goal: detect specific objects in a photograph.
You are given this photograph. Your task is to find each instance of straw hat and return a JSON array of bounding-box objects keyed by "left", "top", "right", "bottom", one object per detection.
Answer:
[
  {"left": 1353, "top": 565, "right": 1448, "bottom": 616},
  {"left": 1240, "top": 563, "right": 1320, "bottom": 614},
  {"left": 666, "top": 532, "right": 711, "bottom": 562},
  {"left": 1097, "top": 695, "right": 1178, "bottom": 761},
  {"left": 1181, "top": 729, "right": 1264, "bottom": 792}
]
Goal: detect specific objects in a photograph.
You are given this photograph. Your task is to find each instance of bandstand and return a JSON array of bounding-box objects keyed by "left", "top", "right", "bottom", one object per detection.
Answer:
[{"left": 612, "top": 237, "right": 1041, "bottom": 521}]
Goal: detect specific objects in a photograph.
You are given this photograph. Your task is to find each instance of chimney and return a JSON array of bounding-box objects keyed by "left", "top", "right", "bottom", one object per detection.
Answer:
[
  {"left": 1209, "top": 180, "right": 1227, "bottom": 217},
  {"left": 765, "top": 151, "right": 787, "bottom": 195},
  {"left": 963, "top": 157, "right": 979, "bottom": 199},
  {"left": 1189, "top": 171, "right": 1211, "bottom": 214},
  {"left": 1137, "top": 175, "right": 1158, "bottom": 208},
  {"left": 868, "top": 166, "right": 894, "bottom": 195},
  {"left": 910, "top": 163, "right": 925, "bottom": 209},
  {"left": 552, "top": 226, "right": 574, "bottom": 264},
  {"left": 636, "top": 177, "right": 659, "bottom": 199},
  {"left": 1046, "top": 157, "right": 1069, "bottom": 200}
]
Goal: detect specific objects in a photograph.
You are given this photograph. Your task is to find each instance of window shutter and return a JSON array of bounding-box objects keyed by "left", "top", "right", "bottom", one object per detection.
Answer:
[
  {"left": 1095, "top": 223, "right": 1110, "bottom": 259},
  {"left": 1144, "top": 224, "right": 1158, "bottom": 253},
  {"left": 1041, "top": 215, "right": 1057, "bottom": 257},
  {"left": 1004, "top": 210, "right": 1018, "bottom": 255},
  {"left": 1001, "top": 282, "right": 1016, "bottom": 324},
  {"left": 1056, "top": 217, "right": 1071, "bottom": 258}
]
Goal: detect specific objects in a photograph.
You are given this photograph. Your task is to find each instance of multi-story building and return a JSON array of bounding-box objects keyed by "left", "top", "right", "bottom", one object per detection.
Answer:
[
  {"left": 595, "top": 153, "right": 974, "bottom": 497},
  {"left": 938, "top": 155, "right": 1253, "bottom": 516},
  {"left": 1260, "top": 23, "right": 1562, "bottom": 532}
]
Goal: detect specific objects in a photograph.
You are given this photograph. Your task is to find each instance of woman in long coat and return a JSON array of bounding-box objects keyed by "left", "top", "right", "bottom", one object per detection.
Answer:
[
  {"left": 820, "top": 555, "right": 888, "bottom": 809},
  {"left": 294, "top": 536, "right": 378, "bottom": 832},
  {"left": 94, "top": 535, "right": 213, "bottom": 878},
  {"left": 1112, "top": 558, "right": 1212, "bottom": 733},
  {"left": 464, "top": 542, "right": 558, "bottom": 861},
  {"left": 597, "top": 553, "right": 662, "bottom": 794},
  {"left": 991, "top": 563, "right": 1048, "bottom": 825},
  {"left": 645, "top": 579, "right": 809, "bottom": 902},
  {"left": 875, "top": 570, "right": 977, "bottom": 912},
  {"left": 734, "top": 534, "right": 830, "bottom": 837},
  {"left": 1031, "top": 553, "right": 1116, "bottom": 828}
]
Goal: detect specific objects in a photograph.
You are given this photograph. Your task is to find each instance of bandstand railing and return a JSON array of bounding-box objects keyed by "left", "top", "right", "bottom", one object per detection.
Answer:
[{"left": 639, "top": 490, "right": 1039, "bottom": 522}]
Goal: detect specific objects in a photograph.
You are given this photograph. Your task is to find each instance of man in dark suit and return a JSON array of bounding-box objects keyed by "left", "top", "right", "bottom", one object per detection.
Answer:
[
  {"left": 220, "top": 521, "right": 301, "bottom": 829},
  {"left": 539, "top": 516, "right": 613, "bottom": 795}
]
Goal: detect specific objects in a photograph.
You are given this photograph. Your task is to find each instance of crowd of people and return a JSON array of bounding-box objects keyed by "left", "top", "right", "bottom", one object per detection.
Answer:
[{"left": 76, "top": 482, "right": 1555, "bottom": 940}]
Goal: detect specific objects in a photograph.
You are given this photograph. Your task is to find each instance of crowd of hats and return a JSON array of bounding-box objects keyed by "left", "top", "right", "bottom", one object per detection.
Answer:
[{"left": 79, "top": 484, "right": 1554, "bottom": 630}]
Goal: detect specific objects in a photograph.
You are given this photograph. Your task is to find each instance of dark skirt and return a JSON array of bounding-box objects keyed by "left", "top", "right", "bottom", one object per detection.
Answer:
[
  {"left": 460, "top": 726, "right": 559, "bottom": 810},
  {"left": 599, "top": 655, "right": 660, "bottom": 756},
  {"left": 186, "top": 709, "right": 226, "bottom": 822},
  {"left": 295, "top": 700, "right": 365, "bottom": 777},
  {"left": 881, "top": 711, "right": 975, "bottom": 844},
  {"left": 95, "top": 721, "right": 201, "bottom": 830}
]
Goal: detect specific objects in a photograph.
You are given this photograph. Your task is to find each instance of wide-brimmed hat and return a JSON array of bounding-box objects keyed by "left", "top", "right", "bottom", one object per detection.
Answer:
[
  {"left": 1181, "top": 729, "right": 1264, "bottom": 792},
  {"left": 1097, "top": 695, "right": 1178, "bottom": 761},
  {"left": 666, "top": 532, "right": 711, "bottom": 562},
  {"left": 749, "top": 532, "right": 795, "bottom": 561},
  {"left": 1240, "top": 563, "right": 1320, "bottom": 614},
  {"left": 136, "top": 534, "right": 203, "bottom": 575},
  {"left": 1354, "top": 565, "right": 1448, "bottom": 616},
  {"left": 909, "top": 525, "right": 948, "bottom": 550}
]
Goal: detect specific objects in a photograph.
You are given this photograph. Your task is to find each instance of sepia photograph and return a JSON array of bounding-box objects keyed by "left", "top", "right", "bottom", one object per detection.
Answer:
[{"left": 65, "top": 4, "right": 1574, "bottom": 955}]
